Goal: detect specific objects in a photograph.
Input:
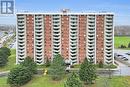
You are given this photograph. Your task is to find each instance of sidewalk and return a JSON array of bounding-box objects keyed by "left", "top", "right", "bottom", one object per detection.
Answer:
[{"left": 0, "top": 71, "right": 10, "bottom": 77}]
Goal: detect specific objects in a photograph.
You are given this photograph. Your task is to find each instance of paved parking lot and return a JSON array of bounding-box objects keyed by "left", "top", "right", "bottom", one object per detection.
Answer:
[
  {"left": 114, "top": 49, "right": 130, "bottom": 63},
  {"left": 114, "top": 49, "right": 130, "bottom": 76}
]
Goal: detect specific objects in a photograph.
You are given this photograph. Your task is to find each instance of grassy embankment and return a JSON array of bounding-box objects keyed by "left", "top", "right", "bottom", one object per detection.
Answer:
[{"left": 114, "top": 36, "right": 130, "bottom": 50}]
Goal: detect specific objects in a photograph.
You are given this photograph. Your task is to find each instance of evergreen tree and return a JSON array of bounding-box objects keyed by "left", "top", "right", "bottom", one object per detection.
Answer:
[
  {"left": 0, "top": 47, "right": 11, "bottom": 67},
  {"left": 0, "top": 47, "right": 11, "bottom": 56},
  {"left": 7, "top": 66, "right": 32, "bottom": 87},
  {"left": 79, "top": 58, "right": 97, "bottom": 84},
  {"left": 45, "top": 58, "right": 51, "bottom": 67},
  {"left": 99, "top": 61, "right": 103, "bottom": 68},
  {"left": 49, "top": 54, "right": 66, "bottom": 80},
  {"left": 0, "top": 50, "right": 8, "bottom": 67},
  {"left": 64, "top": 72, "right": 83, "bottom": 87},
  {"left": 20, "top": 56, "right": 37, "bottom": 74}
]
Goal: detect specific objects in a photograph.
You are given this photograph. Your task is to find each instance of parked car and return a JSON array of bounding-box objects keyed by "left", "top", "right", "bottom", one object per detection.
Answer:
[
  {"left": 122, "top": 58, "right": 128, "bottom": 61},
  {"left": 125, "top": 52, "right": 130, "bottom": 55},
  {"left": 115, "top": 53, "right": 129, "bottom": 61},
  {"left": 121, "top": 55, "right": 129, "bottom": 61}
]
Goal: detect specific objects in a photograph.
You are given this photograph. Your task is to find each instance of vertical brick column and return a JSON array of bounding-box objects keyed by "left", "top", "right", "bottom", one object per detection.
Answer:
[
  {"left": 44, "top": 15, "right": 52, "bottom": 60},
  {"left": 78, "top": 15, "right": 87, "bottom": 63},
  {"left": 96, "top": 15, "right": 105, "bottom": 63},
  {"left": 61, "top": 15, "right": 69, "bottom": 59},
  {"left": 26, "top": 15, "right": 34, "bottom": 58}
]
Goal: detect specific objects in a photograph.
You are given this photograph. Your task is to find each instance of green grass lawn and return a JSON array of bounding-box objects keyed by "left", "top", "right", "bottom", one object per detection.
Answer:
[
  {"left": 0, "top": 49, "right": 16, "bottom": 71},
  {"left": 114, "top": 36, "right": 130, "bottom": 49},
  {"left": 0, "top": 76, "right": 130, "bottom": 87}
]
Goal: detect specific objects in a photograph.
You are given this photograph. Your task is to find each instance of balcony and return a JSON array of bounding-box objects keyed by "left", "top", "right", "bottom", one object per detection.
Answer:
[
  {"left": 105, "top": 60, "right": 113, "bottom": 64},
  {"left": 106, "top": 31, "right": 112, "bottom": 34},
  {"left": 36, "top": 46, "right": 42, "bottom": 49},
  {"left": 88, "top": 50, "right": 94, "bottom": 53},
  {"left": 18, "top": 46, "right": 24, "bottom": 49},
  {"left": 53, "top": 31, "right": 60, "bottom": 34},
  {"left": 88, "top": 35, "right": 95, "bottom": 38},
  {"left": 35, "top": 28, "right": 42, "bottom": 31},
  {"left": 70, "top": 49, "right": 77, "bottom": 53},
  {"left": 88, "top": 42, "right": 95, "bottom": 46},
  {"left": 17, "top": 18, "right": 25, "bottom": 22},
  {"left": 53, "top": 19, "right": 60, "bottom": 22},
  {"left": 18, "top": 29, "right": 24, "bottom": 32},
  {"left": 53, "top": 34, "right": 60, "bottom": 37},
  {"left": 88, "top": 30, "right": 95, "bottom": 33},
  {"left": 88, "top": 39, "right": 94, "bottom": 43},
  {"left": 53, "top": 26, "right": 60, "bottom": 29},
  {"left": 35, "top": 25, "right": 42, "bottom": 28},
  {"left": 106, "top": 37, "right": 112, "bottom": 40},
  {"left": 88, "top": 52, "right": 94, "bottom": 56},
  {"left": 70, "top": 44, "right": 77, "bottom": 47},
  {"left": 70, "top": 40, "right": 77, "bottom": 44},
  {"left": 106, "top": 15, "right": 113, "bottom": 18},
  {"left": 88, "top": 15, "right": 95, "bottom": 19},
  {"left": 88, "top": 46, "right": 95, "bottom": 49},
  {"left": 18, "top": 42, "right": 24, "bottom": 46},
  {"left": 70, "top": 46, "right": 77, "bottom": 50},
  {"left": 106, "top": 23, "right": 113, "bottom": 25},
  {"left": 70, "top": 29, "right": 77, "bottom": 33},
  {"left": 106, "top": 57, "right": 112, "bottom": 61},
  {"left": 18, "top": 56, "right": 25, "bottom": 60},
  {"left": 106, "top": 49, "right": 112, "bottom": 53},
  {"left": 36, "top": 49, "right": 42, "bottom": 53},
  {"left": 53, "top": 49, "right": 60, "bottom": 53},
  {"left": 18, "top": 38, "right": 24, "bottom": 43},
  {"left": 70, "top": 56, "right": 77, "bottom": 60},
  {"left": 36, "top": 57, "right": 43, "bottom": 60},
  {"left": 53, "top": 45, "right": 60, "bottom": 49},
  {"left": 35, "top": 16, "right": 42, "bottom": 19},
  {"left": 105, "top": 45, "right": 112, "bottom": 49},
  {"left": 18, "top": 26, "right": 24, "bottom": 29},
  {"left": 35, "top": 36, "right": 42, "bottom": 40},
  {"left": 53, "top": 42, "right": 60, "bottom": 45},
  {"left": 71, "top": 28, "right": 77, "bottom": 31},
  {"left": 18, "top": 49, "right": 25, "bottom": 53}
]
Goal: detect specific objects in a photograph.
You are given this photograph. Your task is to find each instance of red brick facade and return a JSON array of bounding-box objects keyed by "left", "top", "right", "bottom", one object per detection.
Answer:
[
  {"left": 96, "top": 15, "right": 105, "bottom": 63},
  {"left": 44, "top": 15, "right": 52, "bottom": 59},
  {"left": 26, "top": 15, "right": 34, "bottom": 58},
  {"left": 61, "top": 15, "right": 69, "bottom": 59},
  {"left": 78, "top": 15, "right": 87, "bottom": 63}
]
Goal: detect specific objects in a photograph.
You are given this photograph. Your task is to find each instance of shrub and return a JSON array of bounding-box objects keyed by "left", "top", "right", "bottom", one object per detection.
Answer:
[
  {"left": 79, "top": 58, "right": 97, "bottom": 84},
  {"left": 0, "top": 50, "right": 8, "bottom": 67},
  {"left": 64, "top": 72, "right": 83, "bottom": 87},
  {"left": 98, "top": 61, "right": 103, "bottom": 68},
  {"left": 45, "top": 58, "right": 51, "bottom": 67},
  {"left": 49, "top": 54, "right": 66, "bottom": 80},
  {"left": 0, "top": 47, "right": 11, "bottom": 56},
  {"left": 0, "top": 47, "right": 11, "bottom": 67},
  {"left": 119, "top": 45, "right": 126, "bottom": 48},
  {"left": 128, "top": 43, "right": 130, "bottom": 48},
  {"left": 20, "top": 56, "right": 37, "bottom": 74},
  {"left": 7, "top": 66, "right": 32, "bottom": 87}
]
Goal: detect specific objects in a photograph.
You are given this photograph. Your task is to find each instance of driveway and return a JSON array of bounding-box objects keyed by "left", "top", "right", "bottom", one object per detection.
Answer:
[{"left": 113, "top": 61, "right": 130, "bottom": 76}]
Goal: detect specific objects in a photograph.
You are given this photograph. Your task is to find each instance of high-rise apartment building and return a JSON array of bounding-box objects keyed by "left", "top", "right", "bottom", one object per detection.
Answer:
[{"left": 16, "top": 11, "right": 114, "bottom": 65}]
